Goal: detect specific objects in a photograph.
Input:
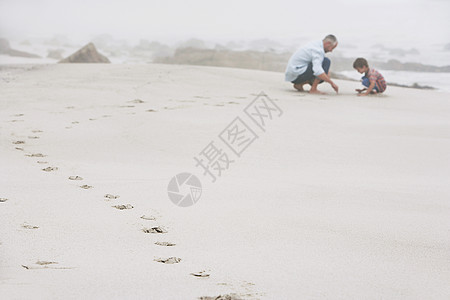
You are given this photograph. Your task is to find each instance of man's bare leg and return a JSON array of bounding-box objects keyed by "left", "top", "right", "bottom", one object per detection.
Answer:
[
  {"left": 293, "top": 82, "right": 307, "bottom": 92},
  {"left": 309, "top": 78, "right": 326, "bottom": 94}
]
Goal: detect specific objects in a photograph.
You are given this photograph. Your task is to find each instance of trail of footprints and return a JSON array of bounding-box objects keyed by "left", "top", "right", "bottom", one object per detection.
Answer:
[{"left": 6, "top": 101, "right": 221, "bottom": 284}]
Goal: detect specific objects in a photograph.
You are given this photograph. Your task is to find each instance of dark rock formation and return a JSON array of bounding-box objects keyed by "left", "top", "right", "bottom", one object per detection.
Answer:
[
  {"left": 59, "top": 43, "right": 110, "bottom": 63},
  {"left": 0, "top": 38, "right": 10, "bottom": 52},
  {"left": 156, "top": 47, "right": 450, "bottom": 74},
  {"left": 47, "top": 49, "right": 64, "bottom": 60},
  {"left": 0, "top": 38, "right": 41, "bottom": 58}
]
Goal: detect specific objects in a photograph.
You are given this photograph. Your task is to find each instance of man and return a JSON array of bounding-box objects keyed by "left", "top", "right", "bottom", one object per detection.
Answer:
[{"left": 285, "top": 34, "right": 339, "bottom": 94}]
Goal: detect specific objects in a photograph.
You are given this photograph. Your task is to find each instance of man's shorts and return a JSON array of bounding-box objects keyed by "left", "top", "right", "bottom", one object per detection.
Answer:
[{"left": 291, "top": 57, "right": 331, "bottom": 84}]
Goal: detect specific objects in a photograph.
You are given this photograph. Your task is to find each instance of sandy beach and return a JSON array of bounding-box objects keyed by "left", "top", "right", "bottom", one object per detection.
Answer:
[{"left": 1, "top": 64, "right": 450, "bottom": 299}]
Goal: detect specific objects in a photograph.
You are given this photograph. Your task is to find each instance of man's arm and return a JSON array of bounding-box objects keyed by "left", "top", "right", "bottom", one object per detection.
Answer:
[{"left": 316, "top": 72, "right": 339, "bottom": 93}]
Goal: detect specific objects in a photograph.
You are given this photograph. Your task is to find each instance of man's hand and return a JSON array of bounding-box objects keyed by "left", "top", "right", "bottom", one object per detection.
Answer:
[{"left": 331, "top": 82, "right": 339, "bottom": 93}]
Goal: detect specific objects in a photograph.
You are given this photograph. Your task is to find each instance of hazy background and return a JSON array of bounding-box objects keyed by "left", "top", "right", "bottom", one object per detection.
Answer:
[
  {"left": 1, "top": 0, "right": 450, "bottom": 90},
  {"left": 1, "top": 0, "right": 449, "bottom": 50}
]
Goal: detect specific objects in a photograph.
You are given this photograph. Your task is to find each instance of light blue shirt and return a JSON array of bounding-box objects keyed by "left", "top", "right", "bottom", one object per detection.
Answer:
[{"left": 285, "top": 40, "right": 325, "bottom": 82}]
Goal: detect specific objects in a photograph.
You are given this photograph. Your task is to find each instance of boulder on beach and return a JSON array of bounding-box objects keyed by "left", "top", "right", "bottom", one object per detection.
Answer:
[
  {"left": 0, "top": 38, "right": 10, "bottom": 52},
  {"left": 47, "top": 49, "right": 64, "bottom": 60},
  {"left": 59, "top": 43, "right": 110, "bottom": 63},
  {"left": 0, "top": 38, "right": 41, "bottom": 58}
]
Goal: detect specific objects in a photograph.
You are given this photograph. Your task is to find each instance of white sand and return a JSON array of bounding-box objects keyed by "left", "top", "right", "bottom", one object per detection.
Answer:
[{"left": 1, "top": 64, "right": 449, "bottom": 299}]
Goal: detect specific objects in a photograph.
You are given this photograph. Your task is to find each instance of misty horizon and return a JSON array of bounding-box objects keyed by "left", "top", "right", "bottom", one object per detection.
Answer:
[{"left": 1, "top": 0, "right": 449, "bottom": 48}]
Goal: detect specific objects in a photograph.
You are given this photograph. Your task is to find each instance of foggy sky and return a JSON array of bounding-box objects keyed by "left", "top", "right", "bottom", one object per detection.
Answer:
[{"left": 1, "top": 0, "right": 449, "bottom": 47}]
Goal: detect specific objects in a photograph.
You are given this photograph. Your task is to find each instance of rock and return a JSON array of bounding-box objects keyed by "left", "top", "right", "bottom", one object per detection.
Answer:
[
  {"left": 0, "top": 38, "right": 41, "bottom": 58},
  {"left": 47, "top": 49, "right": 64, "bottom": 60},
  {"left": 0, "top": 38, "right": 11, "bottom": 52},
  {"left": 59, "top": 43, "right": 110, "bottom": 63}
]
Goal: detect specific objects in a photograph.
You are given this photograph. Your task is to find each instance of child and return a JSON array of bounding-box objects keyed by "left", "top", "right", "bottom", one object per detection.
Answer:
[{"left": 353, "top": 58, "right": 386, "bottom": 96}]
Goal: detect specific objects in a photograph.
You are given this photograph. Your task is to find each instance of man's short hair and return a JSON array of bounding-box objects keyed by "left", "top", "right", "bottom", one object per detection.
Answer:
[
  {"left": 323, "top": 34, "right": 337, "bottom": 45},
  {"left": 353, "top": 57, "right": 369, "bottom": 69}
]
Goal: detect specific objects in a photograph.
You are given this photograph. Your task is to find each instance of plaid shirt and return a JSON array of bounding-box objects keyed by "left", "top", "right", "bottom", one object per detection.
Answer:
[{"left": 367, "top": 68, "right": 386, "bottom": 92}]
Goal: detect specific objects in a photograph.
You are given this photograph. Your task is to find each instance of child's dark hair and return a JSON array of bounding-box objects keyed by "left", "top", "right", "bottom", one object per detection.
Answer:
[{"left": 353, "top": 58, "right": 369, "bottom": 69}]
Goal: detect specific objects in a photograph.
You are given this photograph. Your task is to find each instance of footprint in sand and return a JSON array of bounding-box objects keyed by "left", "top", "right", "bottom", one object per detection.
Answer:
[
  {"left": 0, "top": 198, "right": 8, "bottom": 203},
  {"left": 42, "top": 167, "right": 58, "bottom": 172},
  {"left": 26, "top": 153, "right": 46, "bottom": 157},
  {"left": 199, "top": 294, "right": 242, "bottom": 300},
  {"left": 68, "top": 176, "right": 83, "bottom": 180},
  {"left": 13, "top": 113, "right": 24, "bottom": 117},
  {"left": 27, "top": 136, "right": 40, "bottom": 139},
  {"left": 104, "top": 194, "right": 120, "bottom": 200},
  {"left": 143, "top": 226, "right": 167, "bottom": 234},
  {"left": 140, "top": 215, "right": 156, "bottom": 221},
  {"left": 66, "top": 106, "right": 75, "bottom": 109},
  {"left": 71, "top": 121, "right": 79, "bottom": 124},
  {"left": 22, "top": 223, "right": 39, "bottom": 229},
  {"left": 15, "top": 147, "right": 24, "bottom": 151},
  {"left": 36, "top": 260, "right": 57, "bottom": 266},
  {"left": 22, "top": 261, "right": 73, "bottom": 270},
  {"left": 154, "top": 257, "right": 181, "bottom": 264},
  {"left": 112, "top": 204, "right": 133, "bottom": 210},
  {"left": 80, "top": 185, "right": 93, "bottom": 189},
  {"left": 31, "top": 130, "right": 43, "bottom": 133},
  {"left": 129, "top": 99, "right": 145, "bottom": 104},
  {"left": 12, "top": 141, "right": 25, "bottom": 145},
  {"left": 119, "top": 105, "right": 135, "bottom": 108},
  {"left": 146, "top": 109, "right": 157, "bottom": 112},
  {"left": 155, "top": 241, "right": 176, "bottom": 247},
  {"left": 190, "top": 270, "right": 210, "bottom": 277},
  {"left": 37, "top": 161, "right": 48, "bottom": 164}
]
